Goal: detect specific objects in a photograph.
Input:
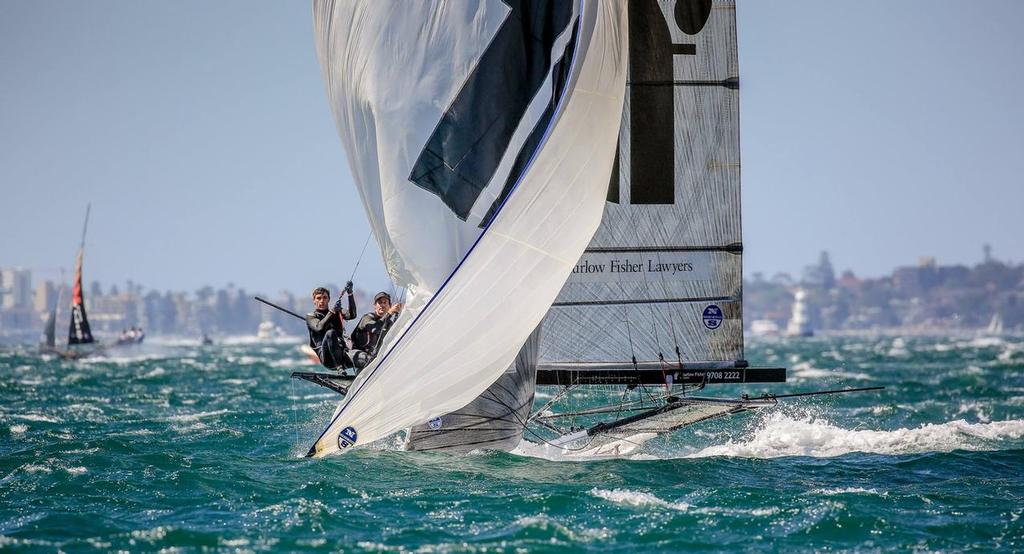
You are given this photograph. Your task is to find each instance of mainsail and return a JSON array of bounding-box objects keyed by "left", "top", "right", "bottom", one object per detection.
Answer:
[
  {"left": 308, "top": 1, "right": 629, "bottom": 456},
  {"left": 68, "top": 205, "right": 95, "bottom": 345},
  {"left": 42, "top": 303, "right": 57, "bottom": 348},
  {"left": 540, "top": 0, "right": 744, "bottom": 371}
]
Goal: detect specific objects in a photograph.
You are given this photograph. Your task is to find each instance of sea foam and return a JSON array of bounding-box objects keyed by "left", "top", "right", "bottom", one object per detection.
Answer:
[{"left": 687, "top": 414, "right": 1024, "bottom": 459}]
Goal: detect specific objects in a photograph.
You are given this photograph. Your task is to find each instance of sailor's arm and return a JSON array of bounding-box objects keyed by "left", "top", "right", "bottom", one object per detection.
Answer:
[
  {"left": 342, "top": 292, "right": 357, "bottom": 321},
  {"left": 306, "top": 310, "right": 335, "bottom": 333}
]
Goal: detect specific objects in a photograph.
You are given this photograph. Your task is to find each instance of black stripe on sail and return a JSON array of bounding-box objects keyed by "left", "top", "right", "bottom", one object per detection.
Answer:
[
  {"left": 408, "top": 0, "right": 575, "bottom": 222},
  {"left": 478, "top": 17, "right": 580, "bottom": 228},
  {"left": 68, "top": 305, "right": 94, "bottom": 345},
  {"left": 627, "top": 0, "right": 675, "bottom": 205}
]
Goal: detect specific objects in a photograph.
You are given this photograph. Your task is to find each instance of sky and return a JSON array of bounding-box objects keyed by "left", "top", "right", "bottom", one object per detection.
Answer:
[{"left": 1, "top": 0, "right": 1022, "bottom": 296}]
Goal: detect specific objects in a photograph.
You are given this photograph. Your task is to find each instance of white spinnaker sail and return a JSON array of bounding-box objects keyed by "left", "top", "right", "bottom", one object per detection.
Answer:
[{"left": 309, "top": 1, "right": 628, "bottom": 457}]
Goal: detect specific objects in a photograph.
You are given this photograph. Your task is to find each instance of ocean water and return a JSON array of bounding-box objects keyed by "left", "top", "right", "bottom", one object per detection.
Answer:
[{"left": 2, "top": 335, "right": 1022, "bottom": 552}]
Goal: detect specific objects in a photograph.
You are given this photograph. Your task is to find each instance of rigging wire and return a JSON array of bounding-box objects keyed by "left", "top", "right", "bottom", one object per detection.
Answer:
[
  {"left": 348, "top": 231, "right": 373, "bottom": 283},
  {"left": 623, "top": 306, "right": 659, "bottom": 406}
]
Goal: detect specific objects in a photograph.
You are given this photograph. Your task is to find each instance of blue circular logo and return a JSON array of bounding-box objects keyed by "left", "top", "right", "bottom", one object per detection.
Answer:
[
  {"left": 428, "top": 417, "right": 443, "bottom": 430},
  {"left": 702, "top": 305, "right": 723, "bottom": 330},
  {"left": 338, "top": 426, "right": 358, "bottom": 449}
]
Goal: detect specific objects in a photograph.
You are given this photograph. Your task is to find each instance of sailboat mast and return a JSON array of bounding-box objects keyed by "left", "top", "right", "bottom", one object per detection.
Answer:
[
  {"left": 79, "top": 203, "right": 91, "bottom": 252},
  {"left": 68, "top": 204, "right": 96, "bottom": 345}
]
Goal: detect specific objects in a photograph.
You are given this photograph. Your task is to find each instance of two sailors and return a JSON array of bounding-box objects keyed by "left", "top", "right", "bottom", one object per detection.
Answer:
[{"left": 306, "top": 283, "right": 402, "bottom": 372}]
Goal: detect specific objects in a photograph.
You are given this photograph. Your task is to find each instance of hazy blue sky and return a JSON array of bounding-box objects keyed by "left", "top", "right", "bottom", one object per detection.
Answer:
[{"left": 2, "top": 1, "right": 1022, "bottom": 296}]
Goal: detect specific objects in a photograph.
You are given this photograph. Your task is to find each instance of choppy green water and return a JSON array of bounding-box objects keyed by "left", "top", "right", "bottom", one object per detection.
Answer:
[{"left": 2, "top": 335, "right": 1023, "bottom": 552}]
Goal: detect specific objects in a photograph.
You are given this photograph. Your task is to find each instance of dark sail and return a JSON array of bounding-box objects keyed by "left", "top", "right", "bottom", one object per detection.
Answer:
[
  {"left": 42, "top": 305, "right": 57, "bottom": 348},
  {"left": 68, "top": 206, "right": 94, "bottom": 345}
]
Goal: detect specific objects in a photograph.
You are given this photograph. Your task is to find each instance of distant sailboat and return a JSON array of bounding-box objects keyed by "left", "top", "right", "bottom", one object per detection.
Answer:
[
  {"left": 986, "top": 313, "right": 1005, "bottom": 336},
  {"left": 38, "top": 285, "right": 62, "bottom": 353},
  {"left": 44, "top": 205, "right": 103, "bottom": 360}
]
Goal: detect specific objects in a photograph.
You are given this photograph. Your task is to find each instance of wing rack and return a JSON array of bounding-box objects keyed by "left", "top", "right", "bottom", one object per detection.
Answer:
[{"left": 535, "top": 365, "right": 786, "bottom": 386}]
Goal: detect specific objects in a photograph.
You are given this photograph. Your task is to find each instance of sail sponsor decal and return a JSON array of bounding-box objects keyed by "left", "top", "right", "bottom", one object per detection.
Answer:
[
  {"left": 702, "top": 304, "right": 723, "bottom": 329},
  {"left": 337, "top": 426, "right": 358, "bottom": 449},
  {"left": 428, "top": 417, "right": 443, "bottom": 430},
  {"left": 568, "top": 251, "right": 712, "bottom": 283}
]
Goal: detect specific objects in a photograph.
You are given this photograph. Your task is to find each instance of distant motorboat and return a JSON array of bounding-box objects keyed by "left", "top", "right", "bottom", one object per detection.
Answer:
[
  {"left": 114, "top": 327, "right": 145, "bottom": 346},
  {"left": 750, "top": 319, "right": 782, "bottom": 337},
  {"left": 256, "top": 321, "right": 285, "bottom": 341}
]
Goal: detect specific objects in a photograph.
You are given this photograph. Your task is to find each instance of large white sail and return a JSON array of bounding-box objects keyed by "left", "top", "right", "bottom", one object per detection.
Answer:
[
  {"left": 541, "top": 0, "right": 744, "bottom": 369},
  {"left": 309, "top": 1, "right": 628, "bottom": 457}
]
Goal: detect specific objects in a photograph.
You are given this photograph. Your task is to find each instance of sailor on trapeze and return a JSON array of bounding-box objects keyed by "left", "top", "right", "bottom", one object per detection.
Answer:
[
  {"left": 350, "top": 291, "right": 403, "bottom": 369},
  {"left": 306, "top": 282, "right": 357, "bottom": 370}
]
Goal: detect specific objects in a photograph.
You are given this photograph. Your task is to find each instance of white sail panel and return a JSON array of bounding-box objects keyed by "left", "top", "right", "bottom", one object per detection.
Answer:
[
  {"left": 404, "top": 326, "right": 541, "bottom": 453},
  {"left": 309, "top": 1, "right": 628, "bottom": 457}
]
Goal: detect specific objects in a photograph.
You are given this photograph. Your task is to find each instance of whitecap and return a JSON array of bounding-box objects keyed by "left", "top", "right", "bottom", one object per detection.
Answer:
[
  {"left": 141, "top": 367, "right": 166, "bottom": 379},
  {"left": 816, "top": 487, "right": 888, "bottom": 497},
  {"left": 590, "top": 487, "right": 690, "bottom": 511},
  {"left": 687, "top": 414, "right": 1024, "bottom": 459},
  {"left": 163, "top": 409, "right": 229, "bottom": 422},
  {"left": 12, "top": 413, "right": 62, "bottom": 424}
]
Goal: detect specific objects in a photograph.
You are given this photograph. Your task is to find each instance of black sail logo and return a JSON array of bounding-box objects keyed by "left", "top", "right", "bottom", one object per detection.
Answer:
[
  {"left": 608, "top": 0, "right": 713, "bottom": 205},
  {"left": 408, "top": 1, "right": 577, "bottom": 226}
]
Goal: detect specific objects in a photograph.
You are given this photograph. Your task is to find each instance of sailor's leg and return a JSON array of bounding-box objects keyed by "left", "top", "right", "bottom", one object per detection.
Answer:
[{"left": 320, "top": 329, "right": 346, "bottom": 370}]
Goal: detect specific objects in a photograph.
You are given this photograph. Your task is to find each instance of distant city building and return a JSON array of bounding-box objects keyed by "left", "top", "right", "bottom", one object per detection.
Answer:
[
  {"left": 0, "top": 268, "right": 33, "bottom": 309},
  {"left": 34, "top": 280, "right": 58, "bottom": 313}
]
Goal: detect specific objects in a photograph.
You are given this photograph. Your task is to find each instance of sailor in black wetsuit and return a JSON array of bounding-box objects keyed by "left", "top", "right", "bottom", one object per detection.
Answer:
[
  {"left": 306, "top": 283, "right": 357, "bottom": 370},
  {"left": 349, "top": 291, "right": 403, "bottom": 369}
]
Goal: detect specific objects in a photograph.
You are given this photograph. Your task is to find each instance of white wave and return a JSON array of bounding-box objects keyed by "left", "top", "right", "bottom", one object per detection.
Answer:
[
  {"left": 689, "top": 414, "right": 1024, "bottom": 459},
  {"left": 789, "top": 362, "right": 872, "bottom": 382},
  {"left": 9, "top": 424, "right": 27, "bottom": 434},
  {"left": 220, "top": 335, "right": 302, "bottom": 346},
  {"left": 816, "top": 487, "right": 887, "bottom": 497},
  {"left": 270, "top": 358, "right": 309, "bottom": 368},
  {"left": 141, "top": 367, "right": 166, "bottom": 379},
  {"left": 955, "top": 401, "right": 991, "bottom": 423},
  {"left": 65, "top": 466, "right": 87, "bottom": 475},
  {"left": 511, "top": 514, "right": 612, "bottom": 542},
  {"left": 590, "top": 488, "right": 689, "bottom": 511},
  {"left": 967, "top": 337, "right": 1005, "bottom": 348},
  {"left": 163, "top": 409, "right": 229, "bottom": 422},
  {"left": 998, "top": 346, "right": 1021, "bottom": 362},
  {"left": 590, "top": 488, "right": 782, "bottom": 517},
  {"left": 225, "top": 356, "right": 264, "bottom": 365},
  {"left": 11, "top": 413, "right": 62, "bottom": 424}
]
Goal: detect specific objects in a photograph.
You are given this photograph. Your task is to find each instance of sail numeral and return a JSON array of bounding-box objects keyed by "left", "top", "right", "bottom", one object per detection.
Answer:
[{"left": 611, "top": 0, "right": 712, "bottom": 205}]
